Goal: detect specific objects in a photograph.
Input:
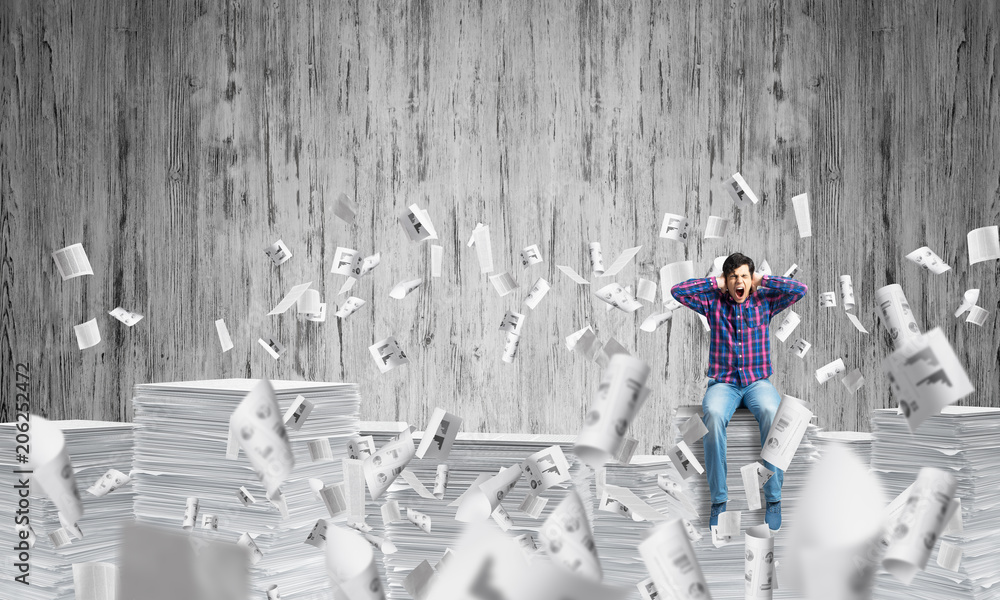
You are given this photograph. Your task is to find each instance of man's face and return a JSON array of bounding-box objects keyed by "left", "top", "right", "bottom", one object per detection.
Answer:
[{"left": 725, "top": 265, "right": 753, "bottom": 303}]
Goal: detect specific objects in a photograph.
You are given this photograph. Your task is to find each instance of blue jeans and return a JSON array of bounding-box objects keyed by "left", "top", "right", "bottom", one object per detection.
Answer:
[{"left": 701, "top": 378, "right": 784, "bottom": 504}]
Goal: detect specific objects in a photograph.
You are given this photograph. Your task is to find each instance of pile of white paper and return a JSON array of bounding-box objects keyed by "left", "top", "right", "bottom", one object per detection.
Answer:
[
  {"left": 378, "top": 429, "right": 582, "bottom": 599},
  {"left": 0, "top": 421, "right": 135, "bottom": 600},
  {"left": 131, "top": 379, "right": 360, "bottom": 600},
  {"left": 671, "top": 406, "right": 822, "bottom": 599},
  {"left": 871, "top": 406, "right": 1000, "bottom": 600}
]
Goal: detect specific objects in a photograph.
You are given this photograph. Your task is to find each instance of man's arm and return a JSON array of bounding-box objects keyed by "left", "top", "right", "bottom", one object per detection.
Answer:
[
  {"left": 671, "top": 277, "right": 721, "bottom": 316},
  {"left": 757, "top": 275, "right": 808, "bottom": 315}
]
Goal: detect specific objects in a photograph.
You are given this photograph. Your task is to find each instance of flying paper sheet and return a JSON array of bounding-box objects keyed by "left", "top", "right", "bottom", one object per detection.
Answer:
[
  {"left": 326, "top": 525, "right": 386, "bottom": 600},
  {"left": 745, "top": 525, "right": 777, "bottom": 599},
  {"left": 905, "top": 246, "right": 950, "bottom": 274},
  {"left": 954, "top": 288, "right": 980, "bottom": 317},
  {"left": 257, "top": 337, "right": 285, "bottom": 360},
  {"left": 336, "top": 296, "right": 366, "bottom": 319},
  {"left": 774, "top": 310, "right": 800, "bottom": 342},
  {"left": 815, "top": 358, "right": 846, "bottom": 384},
  {"left": 757, "top": 260, "right": 773, "bottom": 277},
  {"left": 839, "top": 275, "right": 855, "bottom": 311},
  {"left": 403, "top": 560, "right": 436, "bottom": 600},
  {"left": 489, "top": 271, "right": 518, "bottom": 296},
  {"left": 760, "top": 394, "right": 813, "bottom": 471},
  {"left": 660, "top": 260, "right": 695, "bottom": 301},
  {"left": 264, "top": 239, "right": 292, "bottom": 266},
  {"left": 331, "top": 246, "right": 360, "bottom": 275},
  {"left": 389, "top": 278, "right": 423, "bottom": 299},
  {"left": 599, "top": 246, "right": 643, "bottom": 278},
  {"left": 521, "top": 244, "right": 543, "bottom": 267},
  {"left": 640, "top": 312, "right": 673, "bottom": 333},
  {"left": 347, "top": 436, "right": 376, "bottom": 460},
  {"left": 230, "top": 379, "right": 293, "bottom": 496},
  {"left": 841, "top": 369, "right": 865, "bottom": 394},
  {"left": 588, "top": 242, "right": 606, "bottom": 275},
  {"left": 594, "top": 282, "right": 642, "bottom": 312},
  {"left": 399, "top": 203, "right": 438, "bottom": 242},
  {"left": 74, "top": 318, "right": 101, "bottom": 349},
  {"left": 783, "top": 263, "right": 800, "bottom": 278},
  {"left": 455, "top": 463, "right": 523, "bottom": 522},
  {"left": 967, "top": 225, "right": 1000, "bottom": 264},
  {"left": 668, "top": 440, "right": 704, "bottom": 479},
  {"left": 501, "top": 331, "right": 520, "bottom": 363},
  {"left": 966, "top": 305, "right": 989, "bottom": 325},
  {"left": 574, "top": 354, "right": 652, "bottom": 468},
  {"left": 790, "top": 338, "right": 811, "bottom": 358},
  {"left": 333, "top": 192, "right": 357, "bottom": 223},
  {"left": 725, "top": 172, "right": 761, "bottom": 206},
  {"left": 936, "top": 541, "right": 962, "bottom": 572},
  {"left": 599, "top": 484, "right": 666, "bottom": 521},
  {"left": 430, "top": 245, "right": 443, "bottom": 277},
  {"left": 215, "top": 319, "right": 233, "bottom": 352},
  {"left": 109, "top": 307, "right": 143, "bottom": 326},
  {"left": 556, "top": 264, "right": 591, "bottom": 284},
  {"left": 182, "top": 497, "right": 199, "bottom": 529},
  {"left": 363, "top": 428, "right": 415, "bottom": 500},
  {"left": 520, "top": 493, "right": 549, "bottom": 518},
  {"left": 845, "top": 312, "right": 869, "bottom": 334},
  {"left": 522, "top": 445, "right": 571, "bottom": 492},
  {"left": 791, "top": 193, "right": 811, "bottom": 237},
  {"left": 740, "top": 462, "right": 774, "bottom": 511},
  {"left": 433, "top": 464, "right": 449, "bottom": 499},
  {"left": 499, "top": 310, "right": 525, "bottom": 335},
  {"left": 282, "top": 394, "right": 314, "bottom": 431},
  {"left": 540, "top": 489, "right": 603, "bottom": 581},
  {"left": 52, "top": 243, "right": 94, "bottom": 280},
  {"left": 524, "top": 277, "right": 550, "bottom": 309},
  {"left": 882, "top": 467, "right": 957, "bottom": 584},
  {"left": 819, "top": 292, "right": 836, "bottom": 308},
  {"left": 369, "top": 336, "right": 409, "bottom": 373},
  {"left": 87, "top": 468, "right": 131, "bottom": 497},
  {"left": 660, "top": 213, "right": 691, "bottom": 241},
  {"left": 268, "top": 282, "right": 313, "bottom": 315},
  {"left": 407, "top": 508, "right": 432, "bottom": 533},
  {"left": 29, "top": 415, "right": 84, "bottom": 523},
  {"left": 874, "top": 283, "right": 921, "bottom": 349},
  {"left": 704, "top": 216, "right": 730, "bottom": 239},
  {"left": 468, "top": 223, "right": 494, "bottom": 274},
  {"left": 883, "top": 327, "right": 974, "bottom": 432},
  {"left": 415, "top": 407, "right": 462, "bottom": 461},
  {"left": 639, "top": 518, "right": 712, "bottom": 600},
  {"left": 338, "top": 277, "right": 357, "bottom": 295},
  {"left": 297, "top": 288, "right": 322, "bottom": 316},
  {"left": 308, "top": 437, "right": 335, "bottom": 462},
  {"left": 636, "top": 278, "right": 657, "bottom": 302}
]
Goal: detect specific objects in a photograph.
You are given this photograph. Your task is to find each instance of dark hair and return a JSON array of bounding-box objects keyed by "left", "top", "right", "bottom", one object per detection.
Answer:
[{"left": 722, "top": 252, "right": 754, "bottom": 277}]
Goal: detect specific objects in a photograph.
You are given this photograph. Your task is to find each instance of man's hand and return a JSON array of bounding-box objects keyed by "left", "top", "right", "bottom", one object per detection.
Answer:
[
  {"left": 716, "top": 275, "right": 726, "bottom": 290},
  {"left": 752, "top": 272, "right": 764, "bottom": 293}
]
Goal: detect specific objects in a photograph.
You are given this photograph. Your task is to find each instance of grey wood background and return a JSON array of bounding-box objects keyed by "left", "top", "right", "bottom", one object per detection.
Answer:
[{"left": 2, "top": 0, "right": 998, "bottom": 450}]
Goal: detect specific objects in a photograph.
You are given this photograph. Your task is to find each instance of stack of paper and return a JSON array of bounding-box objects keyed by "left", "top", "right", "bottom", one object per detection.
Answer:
[
  {"left": 377, "top": 430, "right": 581, "bottom": 600},
  {"left": 871, "top": 407, "right": 1000, "bottom": 600},
  {"left": 671, "top": 406, "right": 821, "bottom": 599},
  {"left": 814, "top": 430, "right": 874, "bottom": 469},
  {"left": 0, "top": 421, "right": 134, "bottom": 600},
  {"left": 131, "top": 379, "right": 360, "bottom": 600},
  {"left": 592, "top": 457, "right": 701, "bottom": 592}
]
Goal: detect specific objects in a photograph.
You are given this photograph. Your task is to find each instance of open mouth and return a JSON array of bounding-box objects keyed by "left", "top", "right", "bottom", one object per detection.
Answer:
[{"left": 735, "top": 284, "right": 746, "bottom": 300}]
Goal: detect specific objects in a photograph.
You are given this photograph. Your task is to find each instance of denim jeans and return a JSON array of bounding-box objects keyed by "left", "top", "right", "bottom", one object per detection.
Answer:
[{"left": 701, "top": 377, "right": 784, "bottom": 504}]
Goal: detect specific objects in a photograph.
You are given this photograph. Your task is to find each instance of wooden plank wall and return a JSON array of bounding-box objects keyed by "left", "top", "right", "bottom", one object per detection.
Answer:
[{"left": 2, "top": 0, "right": 998, "bottom": 450}]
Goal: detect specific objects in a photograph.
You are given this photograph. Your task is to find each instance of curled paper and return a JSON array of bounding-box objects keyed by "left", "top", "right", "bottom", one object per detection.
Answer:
[
  {"left": 363, "top": 428, "right": 415, "bottom": 500},
  {"left": 416, "top": 407, "right": 462, "bottom": 461},
  {"left": 882, "top": 467, "right": 957, "bottom": 584},
  {"left": 87, "top": 468, "right": 131, "bottom": 497},
  {"left": 760, "top": 394, "right": 813, "bottom": 471},
  {"left": 540, "top": 489, "right": 603, "bottom": 582},
  {"left": 574, "top": 354, "right": 651, "bottom": 468},
  {"left": 29, "top": 415, "right": 83, "bottom": 524},
  {"left": 325, "top": 525, "right": 386, "bottom": 600},
  {"left": 875, "top": 284, "right": 922, "bottom": 350},
  {"left": 455, "top": 463, "right": 522, "bottom": 522},
  {"left": 639, "top": 518, "right": 712, "bottom": 600},
  {"left": 230, "top": 379, "right": 294, "bottom": 496},
  {"left": 745, "top": 525, "right": 776, "bottom": 599},
  {"left": 522, "top": 445, "right": 571, "bottom": 492}
]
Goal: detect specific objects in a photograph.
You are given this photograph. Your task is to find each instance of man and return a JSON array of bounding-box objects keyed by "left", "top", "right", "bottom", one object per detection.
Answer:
[{"left": 671, "top": 252, "right": 807, "bottom": 531}]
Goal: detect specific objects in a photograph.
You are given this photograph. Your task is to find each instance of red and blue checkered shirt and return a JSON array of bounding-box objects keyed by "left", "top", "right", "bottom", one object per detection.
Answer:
[{"left": 671, "top": 275, "right": 808, "bottom": 386}]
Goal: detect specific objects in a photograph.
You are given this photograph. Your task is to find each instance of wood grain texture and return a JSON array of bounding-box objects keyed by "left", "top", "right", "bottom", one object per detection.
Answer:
[{"left": 2, "top": 0, "right": 999, "bottom": 450}]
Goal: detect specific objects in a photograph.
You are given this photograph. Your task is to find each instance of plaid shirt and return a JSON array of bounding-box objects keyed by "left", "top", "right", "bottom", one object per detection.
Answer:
[{"left": 671, "top": 275, "right": 808, "bottom": 386}]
